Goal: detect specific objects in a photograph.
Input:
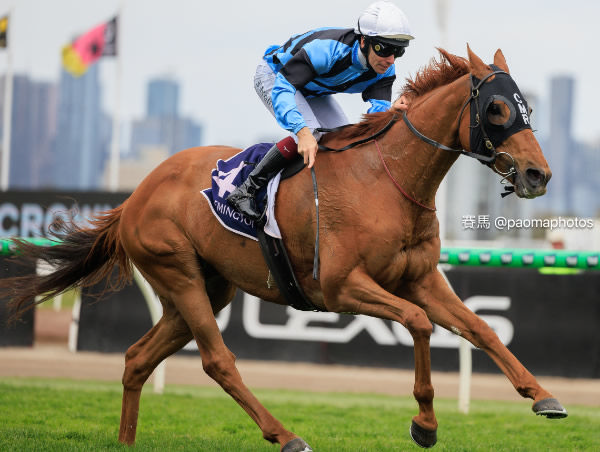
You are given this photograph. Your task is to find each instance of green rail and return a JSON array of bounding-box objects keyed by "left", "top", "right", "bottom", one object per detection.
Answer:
[
  {"left": 439, "top": 247, "right": 599, "bottom": 270},
  {"left": 1, "top": 238, "right": 59, "bottom": 256},
  {"left": 1, "top": 238, "right": 599, "bottom": 270}
]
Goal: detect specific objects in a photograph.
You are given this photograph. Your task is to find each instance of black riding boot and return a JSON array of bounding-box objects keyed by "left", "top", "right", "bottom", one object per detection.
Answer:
[{"left": 226, "top": 143, "right": 289, "bottom": 221}]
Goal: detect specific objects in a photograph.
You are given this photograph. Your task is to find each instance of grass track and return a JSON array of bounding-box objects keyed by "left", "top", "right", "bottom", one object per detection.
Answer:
[{"left": 0, "top": 377, "right": 598, "bottom": 451}]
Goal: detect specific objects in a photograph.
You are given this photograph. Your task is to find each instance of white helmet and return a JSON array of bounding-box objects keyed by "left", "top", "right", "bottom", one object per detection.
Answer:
[{"left": 355, "top": 0, "right": 414, "bottom": 45}]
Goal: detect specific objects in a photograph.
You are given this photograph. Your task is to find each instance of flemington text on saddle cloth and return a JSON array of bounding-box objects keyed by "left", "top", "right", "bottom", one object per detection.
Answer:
[{"left": 200, "top": 143, "right": 283, "bottom": 241}]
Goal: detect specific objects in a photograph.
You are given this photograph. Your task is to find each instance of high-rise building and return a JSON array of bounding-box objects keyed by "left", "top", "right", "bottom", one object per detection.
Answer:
[
  {"left": 545, "top": 76, "right": 575, "bottom": 214},
  {"left": 147, "top": 77, "right": 179, "bottom": 118},
  {"left": 130, "top": 77, "right": 202, "bottom": 159},
  {"left": 52, "top": 64, "right": 111, "bottom": 189},
  {"left": 0, "top": 75, "right": 58, "bottom": 188}
]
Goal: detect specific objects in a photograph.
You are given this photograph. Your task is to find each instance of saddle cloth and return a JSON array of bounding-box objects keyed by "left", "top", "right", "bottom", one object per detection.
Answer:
[{"left": 200, "top": 143, "right": 283, "bottom": 241}]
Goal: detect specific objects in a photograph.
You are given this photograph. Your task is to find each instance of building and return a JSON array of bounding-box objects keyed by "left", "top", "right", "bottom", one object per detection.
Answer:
[
  {"left": 130, "top": 116, "right": 201, "bottom": 158},
  {"left": 535, "top": 76, "right": 600, "bottom": 218},
  {"left": 106, "top": 145, "right": 169, "bottom": 191},
  {"left": 52, "top": 64, "right": 111, "bottom": 190},
  {"left": 544, "top": 76, "right": 575, "bottom": 214},
  {"left": 147, "top": 77, "right": 179, "bottom": 118},
  {"left": 0, "top": 75, "right": 58, "bottom": 189},
  {"left": 129, "top": 77, "right": 202, "bottom": 159}
]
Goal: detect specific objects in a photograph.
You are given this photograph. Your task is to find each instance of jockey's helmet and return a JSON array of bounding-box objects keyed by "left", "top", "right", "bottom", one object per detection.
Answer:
[{"left": 355, "top": 0, "right": 414, "bottom": 54}]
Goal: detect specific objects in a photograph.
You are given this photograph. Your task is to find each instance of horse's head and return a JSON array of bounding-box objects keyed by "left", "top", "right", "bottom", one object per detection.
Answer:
[{"left": 458, "top": 45, "right": 551, "bottom": 198}]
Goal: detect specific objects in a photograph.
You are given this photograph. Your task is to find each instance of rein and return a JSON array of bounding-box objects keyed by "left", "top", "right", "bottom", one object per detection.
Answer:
[
  {"left": 402, "top": 70, "right": 507, "bottom": 163},
  {"left": 316, "top": 114, "right": 399, "bottom": 152},
  {"left": 402, "top": 111, "right": 462, "bottom": 153},
  {"left": 315, "top": 115, "right": 437, "bottom": 211}
]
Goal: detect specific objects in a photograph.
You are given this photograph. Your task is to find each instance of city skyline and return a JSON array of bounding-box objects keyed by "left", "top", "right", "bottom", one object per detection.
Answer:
[
  {"left": 0, "top": 0, "right": 598, "bottom": 147},
  {"left": 1, "top": 71, "right": 203, "bottom": 190},
  {"left": 3, "top": 66, "right": 598, "bottom": 219}
]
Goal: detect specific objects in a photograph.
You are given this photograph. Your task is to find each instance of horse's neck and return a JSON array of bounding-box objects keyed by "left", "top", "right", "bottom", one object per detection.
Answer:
[{"left": 381, "top": 78, "right": 467, "bottom": 207}]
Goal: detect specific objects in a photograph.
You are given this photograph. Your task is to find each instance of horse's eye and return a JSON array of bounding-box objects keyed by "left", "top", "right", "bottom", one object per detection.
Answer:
[
  {"left": 486, "top": 100, "right": 509, "bottom": 126},
  {"left": 489, "top": 103, "right": 501, "bottom": 115}
]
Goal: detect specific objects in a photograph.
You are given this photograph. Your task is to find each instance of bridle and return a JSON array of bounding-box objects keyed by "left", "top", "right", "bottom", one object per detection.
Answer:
[{"left": 402, "top": 68, "right": 517, "bottom": 182}]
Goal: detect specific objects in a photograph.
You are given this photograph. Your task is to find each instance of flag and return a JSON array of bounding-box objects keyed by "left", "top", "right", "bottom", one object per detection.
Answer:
[
  {"left": 62, "top": 16, "right": 118, "bottom": 77},
  {"left": 0, "top": 15, "right": 8, "bottom": 48}
]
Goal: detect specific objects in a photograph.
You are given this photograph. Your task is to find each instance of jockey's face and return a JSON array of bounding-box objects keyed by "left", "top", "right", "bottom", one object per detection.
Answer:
[
  {"left": 369, "top": 49, "right": 395, "bottom": 74},
  {"left": 360, "top": 37, "right": 396, "bottom": 74}
]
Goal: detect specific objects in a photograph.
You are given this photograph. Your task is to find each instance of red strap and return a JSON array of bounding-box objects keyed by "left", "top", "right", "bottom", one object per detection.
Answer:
[{"left": 374, "top": 139, "right": 436, "bottom": 212}]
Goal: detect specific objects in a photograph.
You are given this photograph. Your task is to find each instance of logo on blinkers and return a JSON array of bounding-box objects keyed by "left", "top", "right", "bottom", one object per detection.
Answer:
[{"left": 513, "top": 93, "right": 529, "bottom": 125}]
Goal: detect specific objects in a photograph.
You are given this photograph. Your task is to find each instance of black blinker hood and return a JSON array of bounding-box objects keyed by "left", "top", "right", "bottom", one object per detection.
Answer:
[{"left": 469, "top": 64, "right": 532, "bottom": 161}]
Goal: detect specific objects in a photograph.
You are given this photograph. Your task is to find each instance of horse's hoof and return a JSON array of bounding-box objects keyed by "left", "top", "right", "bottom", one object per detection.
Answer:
[
  {"left": 281, "top": 437, "right": 313, "bottom": 452},
  {"left": 532, "top": 398, "right": 568, "bottom": 419},
  {"left": 410, "top": 420, "right": 437, "bottom": 448}
]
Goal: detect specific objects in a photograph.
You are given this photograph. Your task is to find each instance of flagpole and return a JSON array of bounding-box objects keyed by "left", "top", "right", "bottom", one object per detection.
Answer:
[
  {"left": 1, "top": 10, "right": 13, "bottom": 191},
  {"left": 108, "top": 9, "right": 122, "bottom": 192}
]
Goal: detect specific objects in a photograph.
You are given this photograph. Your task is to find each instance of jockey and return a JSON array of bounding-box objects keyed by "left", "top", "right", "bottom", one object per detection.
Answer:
[{"left": 227, "top": 0, "right": 414, "bottom": 221}]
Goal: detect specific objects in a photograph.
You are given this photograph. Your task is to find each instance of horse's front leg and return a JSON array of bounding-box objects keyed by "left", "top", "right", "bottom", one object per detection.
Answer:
[
  {"left": 325, "top": 270, "right": 438, "bottom": 448},
  {"left": 410, "top": 268, "right": 567, "bottom": 418}
]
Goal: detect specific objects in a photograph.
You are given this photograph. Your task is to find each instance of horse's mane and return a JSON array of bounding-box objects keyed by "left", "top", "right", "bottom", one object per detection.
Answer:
[
  {"left": 326, "top": 48, "right": 470, "bottom": 143},
  {"left": 401, "top": 48, "right": 470, "bottom": 99}
]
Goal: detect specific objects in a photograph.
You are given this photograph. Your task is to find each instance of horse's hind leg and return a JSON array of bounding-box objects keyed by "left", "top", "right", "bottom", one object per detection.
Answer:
[
  {"left": 412, "top": 269, "right": 567, "bottom": 417},
  {"left": 138, "top": 252, "right": 308, "bottom": 450},
  {"left": 172, "top": 279, "right": 310, "bottom": 451},
  {"left": 119, "top": 301, "right": 193, "bottom": 445},
  {"left": 119, "top": 271, "right": 238, "bottom": 445}
]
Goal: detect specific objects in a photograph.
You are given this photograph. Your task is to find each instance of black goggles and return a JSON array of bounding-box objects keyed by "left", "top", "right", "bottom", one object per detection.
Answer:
[{"left": 370, "top": 39, "right": 406, "bottom": 58}]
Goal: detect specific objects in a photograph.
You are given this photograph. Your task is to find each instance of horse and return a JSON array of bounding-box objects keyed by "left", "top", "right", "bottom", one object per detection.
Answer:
[{"left": 0, "top": 46, "right": 566, "bottom": 451}]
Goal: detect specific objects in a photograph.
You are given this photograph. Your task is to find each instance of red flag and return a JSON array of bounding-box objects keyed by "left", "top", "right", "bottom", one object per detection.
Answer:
[{"left": 62, "top": 16, "right": 117, "bottom": 77}]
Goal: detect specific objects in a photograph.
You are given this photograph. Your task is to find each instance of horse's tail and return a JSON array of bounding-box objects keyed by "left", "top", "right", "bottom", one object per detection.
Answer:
[{"left": 0, "top": 204, "right": 132, "bottom": 321}]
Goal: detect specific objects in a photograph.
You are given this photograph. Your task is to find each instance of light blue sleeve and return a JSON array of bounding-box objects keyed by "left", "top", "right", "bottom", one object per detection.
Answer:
[
  {"left": 367, "top": 98, "right": 392, "bottom": 113},
  {"left": 271, "top": 73, "right": 307, "bottom": 134}
]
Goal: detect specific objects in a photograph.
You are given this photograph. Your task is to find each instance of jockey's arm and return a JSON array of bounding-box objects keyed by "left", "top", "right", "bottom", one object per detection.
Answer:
[
  {"left": 272, "top": 46, "right": 331, "bottom": 168},
  {"left": 271, "top": 72, "right": 319, "bottom": 168}
]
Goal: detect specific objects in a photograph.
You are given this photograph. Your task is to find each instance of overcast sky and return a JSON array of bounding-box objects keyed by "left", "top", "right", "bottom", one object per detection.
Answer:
[{"left": 0, "top": 0, "right": 598, "bottom": 148}]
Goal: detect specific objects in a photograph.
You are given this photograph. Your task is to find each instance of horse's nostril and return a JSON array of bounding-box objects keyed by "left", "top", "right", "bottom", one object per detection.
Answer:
[{"left": 526, "top": 168, "right": 545, "bottom": 187}]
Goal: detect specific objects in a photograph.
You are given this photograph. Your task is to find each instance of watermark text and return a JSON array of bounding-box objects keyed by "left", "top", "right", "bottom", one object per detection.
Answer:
[{"left": 461, "top": 215, "right": 595, "bottom": 231}]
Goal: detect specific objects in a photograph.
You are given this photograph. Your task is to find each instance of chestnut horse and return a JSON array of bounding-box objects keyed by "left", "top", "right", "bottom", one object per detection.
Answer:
[{"left": 1, "top": 47, "right": 566, "bottom": 451}]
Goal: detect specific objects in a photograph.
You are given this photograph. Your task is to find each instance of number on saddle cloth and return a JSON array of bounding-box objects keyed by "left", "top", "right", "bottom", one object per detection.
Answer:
[
  {"left": 201, "top": 143, "right": 307, "bottom": 241},
  {"left": 201, "top": 143, "right": 273, "bottom": 240}
]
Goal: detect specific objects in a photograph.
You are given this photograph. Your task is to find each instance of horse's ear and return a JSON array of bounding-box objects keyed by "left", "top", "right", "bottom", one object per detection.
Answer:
[
  {"left": 466, "top": 43, "right": 490, "bottom": 79},
  {"left": 493, "top": 49, "right": 510, "bottom": 73}
]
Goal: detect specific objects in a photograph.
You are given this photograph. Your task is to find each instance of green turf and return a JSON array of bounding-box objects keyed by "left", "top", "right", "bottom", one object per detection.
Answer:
[{"left": 0, "top": 377, "right": 597, "bottom": 451}]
